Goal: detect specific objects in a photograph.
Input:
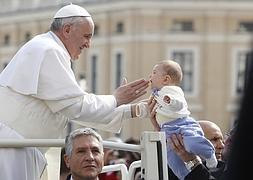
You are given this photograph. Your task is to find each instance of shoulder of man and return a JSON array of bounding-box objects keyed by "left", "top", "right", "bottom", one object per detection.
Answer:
[
  {"left": 185, "top": 163, "right": 216, "bottom": 180},
  {"left": 208, "top": 160, "right": 226, "bottom": 179}
]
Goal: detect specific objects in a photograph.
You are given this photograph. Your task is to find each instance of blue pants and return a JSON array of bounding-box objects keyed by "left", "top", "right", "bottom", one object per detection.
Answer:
[{"left": 161, "top": 117, "right": 215, "bottom": 180}]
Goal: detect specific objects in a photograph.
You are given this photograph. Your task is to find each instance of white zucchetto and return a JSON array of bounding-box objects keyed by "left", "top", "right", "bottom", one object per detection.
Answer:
[{"left": 54, "top": 4, "right": 91, "bottom": 19}]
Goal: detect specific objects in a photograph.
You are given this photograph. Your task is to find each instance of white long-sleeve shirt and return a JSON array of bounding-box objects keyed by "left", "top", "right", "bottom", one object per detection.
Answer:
[
  {"left": 136, "top": 86, "right": 190, "bottom": 125},
  {"left": 0, "top": 31, "right": 131, "bottom": 140}
]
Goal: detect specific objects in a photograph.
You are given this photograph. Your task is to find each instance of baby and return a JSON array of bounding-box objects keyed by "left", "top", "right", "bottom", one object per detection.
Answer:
[{"left": 136, "top": 60, "right": 217, "bottom": 179}]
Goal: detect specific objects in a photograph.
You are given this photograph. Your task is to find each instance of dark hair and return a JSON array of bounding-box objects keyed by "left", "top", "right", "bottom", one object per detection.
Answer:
[
  {"left": 225, "top": 50, "right": 253, "bottom": 179},
  {"left": 60, "top": 147, "right": 70, "bottom": 176}
]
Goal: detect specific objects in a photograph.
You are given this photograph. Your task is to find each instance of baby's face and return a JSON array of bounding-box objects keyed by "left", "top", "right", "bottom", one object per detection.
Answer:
[{"left": 149, "top": 64, "right": 167, "bottom": 90}]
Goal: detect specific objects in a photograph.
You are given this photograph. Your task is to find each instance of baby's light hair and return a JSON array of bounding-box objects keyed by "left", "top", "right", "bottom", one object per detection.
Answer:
[{"left": 158, "top": 60, "right": 183, "bottom": 86}]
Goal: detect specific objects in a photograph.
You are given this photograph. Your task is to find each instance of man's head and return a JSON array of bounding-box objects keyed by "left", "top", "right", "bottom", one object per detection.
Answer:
[
  {"left": 149, "top": 60, "right": 183, "bottom": 90},
  {"left": 64, "top": 128, "right": 104, "bottom": 180},
  {"left": 50, "top": 4, "right": 94, "bottom": 60},
  {"left": 198, "top": 120, "right": 225, "bottom": 160}
]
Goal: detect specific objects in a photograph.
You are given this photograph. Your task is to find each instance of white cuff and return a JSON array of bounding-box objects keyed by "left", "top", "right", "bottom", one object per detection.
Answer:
[{"left": 136, "top": 102, "right": 149, "bottom": 118}]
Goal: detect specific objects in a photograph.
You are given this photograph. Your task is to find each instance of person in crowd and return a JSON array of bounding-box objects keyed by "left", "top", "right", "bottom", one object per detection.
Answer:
[
  {"left": 60, "top": 147, "right": 70, "bottom": 180},
  {"left": 222, "top": 124, "right": 236, "bottom": 162},
  {"left": 136, "top": 60, "right": 217, "bottom": 179},
  {"left": 123, "top": 138, "right": 141, "bottom": 180},
  {"left": 99, "top": 136, "right": 124, "bottom": 180},
  {"left": 166, "top": 120, "right": 228, "bottom": 179},
  {"left": 222, "top": 52, "right": 253, "bottom": 180},
  {"left": 198, "top": 120, "right": 226, "bottom": 179},
  {"left": 123, "top": 138, "right": 141, "bottom": 169},
  {"left": 0, "top": 3, "right": 149, "bottom": 180},
  {"left": 198, "top": 120, "right": 225, "bottom": 161},
  {"left": 99, "top": 137, "right": 141, "bottom": 180},
  {"left": 64, "top": 127, "right": 104, "bottom": 180},
  {"left": 167, "top": 134, "right": 214, "bottom": 180}
]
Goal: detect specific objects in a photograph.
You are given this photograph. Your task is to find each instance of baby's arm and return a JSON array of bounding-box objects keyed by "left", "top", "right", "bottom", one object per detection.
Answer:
[
  {"left": 135, "top": 96, "right": 160, "bottom": 131},
  {"left": 162, "top": 94, "right": 184, "bottom": 111}
]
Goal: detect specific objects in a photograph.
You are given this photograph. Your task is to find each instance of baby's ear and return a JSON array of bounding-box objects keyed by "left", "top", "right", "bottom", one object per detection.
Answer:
[{"left": 164, "top": 75, "right": 172, "bottom": 84}]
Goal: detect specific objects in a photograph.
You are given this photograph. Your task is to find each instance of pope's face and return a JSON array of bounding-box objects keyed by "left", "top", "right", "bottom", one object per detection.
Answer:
[
  {"left": 64, "top": 17, "right": 94, "bottom": 60},
  {"left": 64, "top": 135, "right": 104, "bottom": 180}
]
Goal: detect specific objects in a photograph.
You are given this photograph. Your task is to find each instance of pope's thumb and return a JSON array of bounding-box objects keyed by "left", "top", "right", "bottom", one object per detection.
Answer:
[{"left": 121, "top": 77, "right": 128, "bottom": 85}]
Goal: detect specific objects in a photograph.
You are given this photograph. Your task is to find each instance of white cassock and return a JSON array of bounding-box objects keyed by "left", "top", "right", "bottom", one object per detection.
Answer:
[{"left": 0, "top": 31, "right": 131, "bottom": 180}]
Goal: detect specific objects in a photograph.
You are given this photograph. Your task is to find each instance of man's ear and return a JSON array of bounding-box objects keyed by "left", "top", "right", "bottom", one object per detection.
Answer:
[
  {"left": 64, "top": 154, "right": 70, "bottom": 169},
  {"left": 62, "top": 24, "right": 72, "bottom": 38}
]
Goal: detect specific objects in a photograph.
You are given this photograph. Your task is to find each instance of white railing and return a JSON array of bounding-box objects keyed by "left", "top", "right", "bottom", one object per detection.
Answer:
[
  {"left": 0, "top": 139, "right": 139, "bottom": 180},
  {"left": 0, "top": 139, "right": 64, "bottom": 147},
  {"left": 0, "top": 131, "right": 168, "bottom": 180},
  {"left": 129, "top": 160, "right": 141, "bottom": 180},
  {"left": 0, "top": 139, "right": 141, "bottom": 151}
]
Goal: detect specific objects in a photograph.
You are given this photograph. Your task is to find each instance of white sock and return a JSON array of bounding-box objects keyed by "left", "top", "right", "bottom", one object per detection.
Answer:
[{"left": 206, "top": 154, "right": 218, "bottom": 169}]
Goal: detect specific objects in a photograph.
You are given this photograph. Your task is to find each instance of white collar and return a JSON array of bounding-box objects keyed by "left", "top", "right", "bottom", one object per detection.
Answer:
[{"left": 49, "top": 31, "right": 70, "bottom": 59}]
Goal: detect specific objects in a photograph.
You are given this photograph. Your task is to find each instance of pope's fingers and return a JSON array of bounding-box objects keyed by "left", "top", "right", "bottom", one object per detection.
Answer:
[
  {"left": 135, "top": 90, "right": 147, "bottom": 99},
  {"left": 121, "top": 79, "right": 148, "bottom": 97},
  {"left": 128, "top": 79, "right": 149, "bottom": 87},
  {"left": 135, "top": 84, "right": 149, "bottom": 94}
]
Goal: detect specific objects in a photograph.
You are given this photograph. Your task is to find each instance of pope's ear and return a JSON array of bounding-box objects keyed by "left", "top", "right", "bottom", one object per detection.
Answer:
[{"left": 62, "top": 23, "right": 72, "bottom": 38}]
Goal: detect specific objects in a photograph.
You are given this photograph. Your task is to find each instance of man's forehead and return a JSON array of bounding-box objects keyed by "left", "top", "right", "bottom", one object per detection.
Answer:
[
  {"left": 207, "top": 129, "right": 223, "bottom": 138},
  {"left": 73, "top": 135, "right": 100, "bottom": 146}
]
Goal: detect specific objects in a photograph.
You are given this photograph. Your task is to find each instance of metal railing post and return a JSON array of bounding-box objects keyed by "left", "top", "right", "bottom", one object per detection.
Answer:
[{"left": 140, "top": 131, "right": 168, "bottom": 180}]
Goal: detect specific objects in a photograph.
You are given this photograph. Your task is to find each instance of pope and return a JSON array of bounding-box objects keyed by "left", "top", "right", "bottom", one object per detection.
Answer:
[{"left": 0, "top": 4, "right": 149, "bottom": 180}]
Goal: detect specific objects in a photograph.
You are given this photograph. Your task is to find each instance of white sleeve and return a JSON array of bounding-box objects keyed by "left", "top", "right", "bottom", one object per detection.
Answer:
[
  {"left": 166, "top": 97, "right": 184, "bottom": 111},
  {"left": 46, "top": 94, "right": 132, "bottom": 133},
  {"left": 71, "top": 103, "right": 131, "bottom": 133},
  {"left": 157, "top": 94, "right": 184, "bottom": 112}
]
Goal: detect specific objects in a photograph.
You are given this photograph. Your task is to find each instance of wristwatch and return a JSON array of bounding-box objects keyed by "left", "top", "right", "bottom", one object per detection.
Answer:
[{"left": 184, "top": 156, "right": 202, "bottom": 171}]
